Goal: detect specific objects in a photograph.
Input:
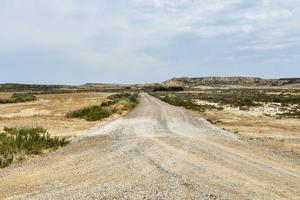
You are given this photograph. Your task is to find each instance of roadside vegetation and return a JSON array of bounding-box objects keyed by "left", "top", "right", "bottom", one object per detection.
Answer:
[
  {"left": 151, "top": 89, "right": 300, "bottom": 118},
  {"left": 150, "top": 92, "right": 221, "bottom": 112},
  {"left": 0, "top": 93, "right": 36, "bottom": 104},
  {"left": 152, "top": 86, "right": 184, "bottom": 92},
  {"left": 66, "top": 93, "right": 139, "bottom": 121},
  {"left": 0, "top": 127, "right": 69, "bottom": 168},
  {"left": 190, "top": 89, "right": 300, "bottom": 107}
]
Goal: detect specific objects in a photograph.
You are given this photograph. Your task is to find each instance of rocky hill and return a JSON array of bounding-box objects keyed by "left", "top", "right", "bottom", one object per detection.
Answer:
[{"left": 163, "top": 77, "right": 300, "bottom": 87}]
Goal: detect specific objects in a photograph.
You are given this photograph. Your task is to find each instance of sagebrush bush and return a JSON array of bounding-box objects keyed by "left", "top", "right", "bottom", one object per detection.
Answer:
[{"left": 0, "top": 127, "right": 69, "bottom": 168}]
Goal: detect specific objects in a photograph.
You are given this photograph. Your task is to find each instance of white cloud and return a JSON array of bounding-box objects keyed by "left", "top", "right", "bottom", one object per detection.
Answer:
[{"left": 0, "top": 0, "right": 299, "bottom": 84}]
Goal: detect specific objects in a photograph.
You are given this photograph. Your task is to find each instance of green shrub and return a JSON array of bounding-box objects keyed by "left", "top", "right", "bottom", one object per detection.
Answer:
[
  {"left": 0, "top": 127, "right": 69, "bottom": 168},
  {"left": 85, "top": 107, "right": 111, "bottom": 121},
  {"left": 11, "top": 93, "right": 36, "bottom": 102}
]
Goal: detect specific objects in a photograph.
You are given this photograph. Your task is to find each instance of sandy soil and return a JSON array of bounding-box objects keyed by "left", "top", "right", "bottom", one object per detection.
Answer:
[
  {"left": 202, "top": 107, "right": 300, "bottom": 158},
  {"left": 0, "top": 92, "right": 112, "bottom": 137},
  {"left": 0, "top": 93, "right": 299, "bottom": 199}
]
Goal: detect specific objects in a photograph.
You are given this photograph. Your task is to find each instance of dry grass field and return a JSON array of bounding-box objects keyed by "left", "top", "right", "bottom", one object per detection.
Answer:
[{"left": 0, "top": 92, "right": 112, "bottom": 137}]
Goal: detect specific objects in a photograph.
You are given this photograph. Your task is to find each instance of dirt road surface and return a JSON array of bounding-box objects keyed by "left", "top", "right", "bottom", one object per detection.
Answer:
[{"left": 1, "top": 93, "right": 299, "bottom": 199}]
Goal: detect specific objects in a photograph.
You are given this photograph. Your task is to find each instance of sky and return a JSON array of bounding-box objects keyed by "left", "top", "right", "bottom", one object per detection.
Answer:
[{"left": 0, "top": 0, "right": 299, "bottom": 85}]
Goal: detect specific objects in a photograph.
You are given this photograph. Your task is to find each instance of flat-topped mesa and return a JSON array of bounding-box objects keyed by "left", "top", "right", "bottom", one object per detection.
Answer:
[{"left": 163, "top": 77, "right": 299, "bottom": 87}]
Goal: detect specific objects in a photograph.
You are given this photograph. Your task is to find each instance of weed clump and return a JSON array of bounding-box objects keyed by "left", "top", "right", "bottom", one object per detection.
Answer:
[{"left": 0, "top": 127, "right": 69, "bottom": 168}]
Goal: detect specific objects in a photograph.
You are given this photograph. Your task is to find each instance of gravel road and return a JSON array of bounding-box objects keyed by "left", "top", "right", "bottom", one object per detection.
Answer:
[{"left": 1, "top": 93, "right": 299, "bottom": 200}]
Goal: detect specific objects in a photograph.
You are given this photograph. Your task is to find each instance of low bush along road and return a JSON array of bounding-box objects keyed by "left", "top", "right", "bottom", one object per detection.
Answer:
[{"left": 0, "top": 93, "right": 299, "bottom": 199}]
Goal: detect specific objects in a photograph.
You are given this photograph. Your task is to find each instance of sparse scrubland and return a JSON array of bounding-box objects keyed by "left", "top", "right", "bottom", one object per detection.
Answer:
[
  {"left": 150, "top": 92, "right": 221, "bottom": 112},
  {"left": 0, "top": 92, "right": 138, "bottom": 168},
  {"left": 151, "top": 89, "right": 300, "bottom": 158},
  {"left": 151, "top": 89, "right": 300, "bottom": 118},
  {"left": 0, "top": 93, "right": 36, "bottom": 104},
  {"left": 66, "top": 93, "right": 139, "bottom": 121},
  {"left": 0, "top": 127, "right": 69, "bottom": 168}
]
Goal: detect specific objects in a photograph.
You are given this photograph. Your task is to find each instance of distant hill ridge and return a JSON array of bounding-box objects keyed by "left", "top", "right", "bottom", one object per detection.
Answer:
[
  {"left": 0, "top": 83, "right": 132, "bottom": 92},
  {"left": 0, "top": 83, "right": 75, "bottom": 92},
  {"left": 163, "top": 77, "right": 300, "bottom": 87},
  {"left": 1, "top": 77, "right": 299, "bottom": 92}
]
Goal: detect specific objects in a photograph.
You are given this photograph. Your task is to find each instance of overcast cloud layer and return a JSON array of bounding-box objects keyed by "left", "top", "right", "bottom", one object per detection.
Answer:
[{"left": 0, "top": 0, "right": 299, "bottom": 84}]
